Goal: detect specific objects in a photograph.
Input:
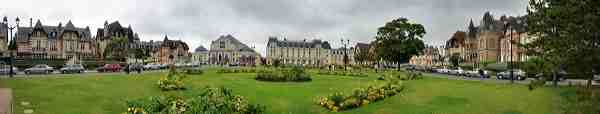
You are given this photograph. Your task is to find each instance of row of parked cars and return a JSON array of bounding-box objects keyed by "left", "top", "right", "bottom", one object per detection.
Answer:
[
  {"left": 432, "top": 68, "right": 527, "bottom": 80},
  {"left": 0, "top": 63, "right": 201, "bottom": 75}
]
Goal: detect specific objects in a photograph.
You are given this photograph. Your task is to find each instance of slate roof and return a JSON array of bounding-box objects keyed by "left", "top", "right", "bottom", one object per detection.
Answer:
[
  {"left": 161, "top": 35, "right": 189, "bottom": 50},
  {"left": 267, "top": 37, "right": 331, "bottom": 49},
  {"left": 213, "top": 34, "right": 256, "bottom": 53},
  {"left": 16, "top": 20, "right": 92, "bottom": 42},
  {"left": 194, "top": 46, "right": 208, "bottom": 52}
]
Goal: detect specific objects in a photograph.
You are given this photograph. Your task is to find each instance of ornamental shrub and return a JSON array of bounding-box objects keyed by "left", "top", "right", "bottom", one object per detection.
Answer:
[
  {"left": 157, "top": 66, "right": 187, "bottom": 91},
  {"left": 255, "top": 66, "right": 311, "bottom": 82}
]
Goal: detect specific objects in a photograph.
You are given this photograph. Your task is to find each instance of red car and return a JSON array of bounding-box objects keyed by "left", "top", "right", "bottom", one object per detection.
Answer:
[{"left": 97, "top": 64, "right": 122, "bottom": 72}]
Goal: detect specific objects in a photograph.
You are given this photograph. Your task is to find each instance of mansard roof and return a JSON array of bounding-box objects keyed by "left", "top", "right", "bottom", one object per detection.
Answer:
[{"left": 267, "top": 37, "right": 331, "bottom": 49}]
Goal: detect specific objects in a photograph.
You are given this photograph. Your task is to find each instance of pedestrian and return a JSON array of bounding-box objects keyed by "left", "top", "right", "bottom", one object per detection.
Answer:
[
  {"left": 479, "top": 69, "right": 484, "bottom": 80},
  {"left": 125, "top": 64, "right": 130, "bottom": 74}
]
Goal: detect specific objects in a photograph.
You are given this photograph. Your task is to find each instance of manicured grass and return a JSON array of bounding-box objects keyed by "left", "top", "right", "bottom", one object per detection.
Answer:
[{"left": 0, "top": 69, "right": 566, "bottom": 114}]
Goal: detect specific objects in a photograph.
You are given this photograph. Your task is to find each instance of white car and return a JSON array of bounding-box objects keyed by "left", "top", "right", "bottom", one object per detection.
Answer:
[
  {"left": 449, "top": 68, "right": 464, "bottom": 75},
  {"left": 143, "top": 63, "right": 160, "bottom": 70}
]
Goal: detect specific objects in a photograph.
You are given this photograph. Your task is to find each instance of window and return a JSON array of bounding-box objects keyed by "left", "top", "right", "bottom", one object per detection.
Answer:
[{"left": 219, "top": 41, "right": 225, "bottom": 48}]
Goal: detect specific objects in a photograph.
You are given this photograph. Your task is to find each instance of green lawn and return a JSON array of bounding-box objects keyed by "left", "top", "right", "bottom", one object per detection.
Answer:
[{"left": 0, "top": 69, "right": 567, "bottom": 114}]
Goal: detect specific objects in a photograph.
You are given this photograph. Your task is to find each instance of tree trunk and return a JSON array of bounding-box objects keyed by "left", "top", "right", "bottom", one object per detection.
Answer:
[
  {"left": 587, "top": 75, "right": 593, "bottom": 88},
  {"left": 553, "top": 72, "right": 558, "bottom": 87}
]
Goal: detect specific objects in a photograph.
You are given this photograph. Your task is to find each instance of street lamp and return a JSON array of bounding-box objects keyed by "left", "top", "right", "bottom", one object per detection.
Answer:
[
  {"left": 504, "top": 21, "right": 514, "bottom": 83},
  {"left": 5, "top": 17, "right": 19, "bottom": 78},
  {"left": 341, "top": 39, "right": 349, "bottom": 71}
]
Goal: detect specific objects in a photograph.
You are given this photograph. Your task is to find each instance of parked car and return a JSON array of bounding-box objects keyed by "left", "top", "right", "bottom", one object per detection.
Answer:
[
  {"left": 24, "top": 64, "right": 54, "bottom": 74},
  {"left": 159, "top": 64, "right": 169, "bottom": 69},
  {"left": 496, "top": 69, "right": 526, "bottom": 80},
  {"left": 143, "top": 63, "right": 161, "bottom": 70},
  {"left": 465, "top": 69, "right": 490, "bottom": 78},
  {"left": 97, "top": 64, "right": 122, "bottom": 72},
  {"left": 0, "top": 65, "right": 18, "bottom": 75},
  {"left": 60, "top": 64, "right": 85, "bottom": 74},
  {"left": 126, "top": 64, "right": 144, "bottom": 73},
  {"left": 449, "top": 68, "right": 464, "bottom": 76},
  {"left": 436, "top": 68, "right": 450, "bottom": 74}
]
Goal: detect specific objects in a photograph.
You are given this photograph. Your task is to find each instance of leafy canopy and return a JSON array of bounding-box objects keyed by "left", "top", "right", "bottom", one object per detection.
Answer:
[{"left": 374, "top": 18, "right": 426, "bottom": 64}]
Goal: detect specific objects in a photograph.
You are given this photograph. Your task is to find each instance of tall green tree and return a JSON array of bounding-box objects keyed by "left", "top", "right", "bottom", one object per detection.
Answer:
[
  {"left": 354, "top": 48, "right": 370, "bottom": 66},
  {"left": 449, "top": 53, "right": 462, "bottom": 68},
  {"left": 104, "top": 37, "right": 129, "bottom": 62},
  {"left": 373, "top": 17, "right": 426, "bottom": 69},
  {"left": 526, "top": 0, "right": 600, "bottom": 87}
]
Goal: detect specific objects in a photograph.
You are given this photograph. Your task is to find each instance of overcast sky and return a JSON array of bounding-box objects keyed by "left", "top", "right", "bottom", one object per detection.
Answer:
[{"left": 0, "top": 0, "right": 527, "bottom": 55}]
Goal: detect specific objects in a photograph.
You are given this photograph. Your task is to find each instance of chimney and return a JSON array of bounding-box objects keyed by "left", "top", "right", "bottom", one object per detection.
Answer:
[{"left": 30, "top": 18, "right": 32, "bottom": 27}]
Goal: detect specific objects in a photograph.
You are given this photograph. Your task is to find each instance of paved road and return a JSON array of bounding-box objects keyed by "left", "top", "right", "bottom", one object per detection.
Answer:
[
  {"left": 0, "top": 70, "right": 167, "bottom": 79},
  {"left": 425, "top": 72, "right": 599, "bottom": 86}
]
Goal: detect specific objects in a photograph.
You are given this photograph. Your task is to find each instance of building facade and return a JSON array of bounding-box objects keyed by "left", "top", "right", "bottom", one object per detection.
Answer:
[
  {"left": 15, "top": 20, "right": 96, "bottom": 63},
  {"left": 328, "top": 48, "right": 354, "bottom": 66},
  {"left": 209, "top": 35, "right": 259, "bottom": 66},
  {"left": 500, "top": 17, "right": 529, "bottom": 63},
  {"left": 0, "top": 19, "right": 9, "bottom": 56},
  {"left": 410, "top": 46, "right": 440, "bottom": 67},
  {"left": 158, "top": 36, "right": 189, "bottom": 64},
  {"left": 191, "top": 46, "right": 209, "bottom": 65},
  {"left": 266, "top": 37, "right": 331, "bottom": 66},
  {"left": 95, "top": 21, "right": 138, "bottom": 59}
]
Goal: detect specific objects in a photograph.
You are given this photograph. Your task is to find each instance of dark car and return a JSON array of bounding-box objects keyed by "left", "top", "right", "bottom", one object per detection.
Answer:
[
  {"left": 60, "top": 64, "right": 85, "bottom": 74},
  {"left": 125, "top": 64, "right": 143, "bottom": 73},
  {"left": 0, "top": 65, "right": 18, "bottom": 75},
  {"left": 24, "top": 64, "right": 54, "bottom": 74},
  {"left": 97, "top": 64, "right": 122, "bottom": 72}
]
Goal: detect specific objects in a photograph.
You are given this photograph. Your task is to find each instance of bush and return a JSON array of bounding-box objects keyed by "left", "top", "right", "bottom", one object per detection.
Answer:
[
  {"left": 317, "top": 80, "right": 404, "bottom": 112},
  {"left": 185, "top": 68, "right": 204, "bottom": 75},
  {"left": 157, "top": 66, "right": 187, "bottom": 91},
  {"left": 125, "top": 87, "right": 266, "bottom": 114},
  {"left": 379, "top": 71, "right": 422, "bottom": 81},
  {"left": 255, "top": 66, "right": 311, "bottom": 82}
]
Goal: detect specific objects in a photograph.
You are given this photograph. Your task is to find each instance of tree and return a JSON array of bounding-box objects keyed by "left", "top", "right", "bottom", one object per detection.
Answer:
[
  {"left": 527, "top": 0, "right": 600, "bottom": 87},
  {"left": 449, "top": 53, "right": 462, "bottom": 68},
  {"left": 132, "top": 48, "right": 151, "bottom": 64},
  {"left": 373, "top": 17, "right": 426, "bottom": 70},
  {"left": 103, "top": 37, "right": 129, "bottom": 62}
]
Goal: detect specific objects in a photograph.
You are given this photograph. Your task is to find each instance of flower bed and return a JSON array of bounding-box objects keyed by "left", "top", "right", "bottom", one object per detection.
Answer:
[
  {"left": 125, "top": 87, "right": 266, "bottom": 114},
  {"left": 317, "top": 80, "right": 404, "bottom": 112},
  {"left": 255, "top": 66, "right": 312, "bottom": 82},
  {"left": 157, "top": 67, "right": 187, "bottom": 91}
]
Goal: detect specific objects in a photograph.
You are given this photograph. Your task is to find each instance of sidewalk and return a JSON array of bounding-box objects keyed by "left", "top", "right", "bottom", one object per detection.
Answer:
[{"left": 0, "top": 88, "right": 11, "bottom": 114}]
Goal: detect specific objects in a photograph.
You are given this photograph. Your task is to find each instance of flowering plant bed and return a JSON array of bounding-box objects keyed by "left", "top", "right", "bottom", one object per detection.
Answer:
[{"left": 317, "top": 80, "right": 404, "bottom": 112}]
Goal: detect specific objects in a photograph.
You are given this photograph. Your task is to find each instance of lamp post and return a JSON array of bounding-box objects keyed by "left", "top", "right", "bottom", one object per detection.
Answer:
[
  {"left": 341, "top": 39, "right": 349, "bottom": 71},
  {"left": 504, "top": 21, "right": 514, "bottom": 83},
  {"left": 5, "top": 17, "right": 19, "bottom": 78}
]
